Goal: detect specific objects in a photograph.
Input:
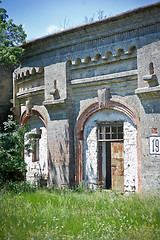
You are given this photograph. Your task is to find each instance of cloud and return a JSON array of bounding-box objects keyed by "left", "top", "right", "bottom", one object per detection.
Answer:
[{"left": 46, "top": 24, "right": 59, "bottom": 34}]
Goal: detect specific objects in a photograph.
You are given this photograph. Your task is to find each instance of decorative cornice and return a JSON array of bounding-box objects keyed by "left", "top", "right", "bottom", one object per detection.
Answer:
[
  {"left": 71, "top": 70, "right": 138, "bottom": 87},
  {"left": 67, "top": 46, "right": 137, "bottom": 69}
]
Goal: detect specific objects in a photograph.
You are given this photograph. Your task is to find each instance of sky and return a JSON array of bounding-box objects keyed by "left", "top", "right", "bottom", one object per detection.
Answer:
[{"left": 1, "top": 0, "right": 159, "bottom": 41}]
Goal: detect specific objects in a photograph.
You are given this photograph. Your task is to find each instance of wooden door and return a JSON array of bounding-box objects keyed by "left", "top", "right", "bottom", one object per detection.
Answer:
[{"left": 111, "top": 142, "right": 124, "bottom": 191}]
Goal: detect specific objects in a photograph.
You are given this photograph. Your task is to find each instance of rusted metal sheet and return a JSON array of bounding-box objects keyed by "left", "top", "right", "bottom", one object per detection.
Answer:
[
  {"left": 111, "top": 142, "right": 124, "bottom": 191},
  {"left": 98, "top": 142, "right": 103, "bottom": 185}
]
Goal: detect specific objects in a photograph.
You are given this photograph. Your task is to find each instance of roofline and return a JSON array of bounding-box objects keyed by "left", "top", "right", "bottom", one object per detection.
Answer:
[{"left": 24, "top": 1, "right": 160, "bottom": 47}]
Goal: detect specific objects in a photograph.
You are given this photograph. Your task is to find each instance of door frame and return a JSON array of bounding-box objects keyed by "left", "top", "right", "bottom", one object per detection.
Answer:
[
  {"left": 97, "top": 122, "right": 124, "bottom": 189},
  {"left": 75, "top": 101, "right": 142, "bottom": 193}
]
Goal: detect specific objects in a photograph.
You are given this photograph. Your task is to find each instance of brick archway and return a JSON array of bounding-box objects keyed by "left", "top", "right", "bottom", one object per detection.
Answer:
[
  {"left": 20, "top": 109, "right": 48, "bottom": 185},
  {"left": 75, "top": 101, "right": 142, "bottom": 193},
  {"left": 20, "top": 109, "right": 47, "bottom": 128}
]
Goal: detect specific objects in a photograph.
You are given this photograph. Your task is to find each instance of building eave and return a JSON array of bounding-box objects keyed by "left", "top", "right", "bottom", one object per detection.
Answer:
[{"left": 23, "top": 1, "right": 160, "bottom": 48}]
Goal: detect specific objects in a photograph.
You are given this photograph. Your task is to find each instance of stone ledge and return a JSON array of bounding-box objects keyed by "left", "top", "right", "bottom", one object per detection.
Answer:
[
  {"left": 16, "top": 85, "right": 45, "bottom": 98},
  {"left": 135, "top": 85, "right": 160, "bottom": 100},
  {"left": 71, "top": 69, "right": 138, "bottom": 87},
  {"left": 43, "top": 99, "right": 67, "bottom": 107}
]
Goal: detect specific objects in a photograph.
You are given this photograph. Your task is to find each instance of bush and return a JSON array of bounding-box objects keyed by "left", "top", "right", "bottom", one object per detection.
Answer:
[
  {"left": 1, "top": 181, "right": 37, "bottom": 194},
  {"left": 0, "top": 115, "right": 30, "bottom": 185}
]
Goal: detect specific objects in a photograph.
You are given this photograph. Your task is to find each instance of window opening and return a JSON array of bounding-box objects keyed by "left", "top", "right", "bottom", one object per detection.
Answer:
[
  {"left": 149, "top": 62, "right": 154, "bottom": 74},
  {"left": 98, "top": 124, "right": 123, "bottom": 142},
  {"left": 31, "top": 129, "right": 42, "bottom": 162}
]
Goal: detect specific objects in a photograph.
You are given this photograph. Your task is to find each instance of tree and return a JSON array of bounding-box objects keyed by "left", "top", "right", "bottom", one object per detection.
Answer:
[
  {"left": 0, "top": 1, "right": 27, "bottom": 67},
  {"left": 0, "top": 115, "right": 31, "bottom": 185}
]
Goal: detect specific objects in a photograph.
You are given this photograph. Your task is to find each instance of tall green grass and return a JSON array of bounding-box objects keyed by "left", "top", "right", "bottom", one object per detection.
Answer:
[{"left": 0, "top": 187, "right": 159, "bottom": 239}]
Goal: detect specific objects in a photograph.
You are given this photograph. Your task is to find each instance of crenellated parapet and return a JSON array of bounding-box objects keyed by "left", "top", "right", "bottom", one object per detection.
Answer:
[
  {"left": 67, "top": 45, "right": 138, "bottom": 99},
  {"left": 12, "top": 66, "right": 45, "bottom": 123},
  {"left": 67, "top": 46, "right": 137, "bottom": 69},
  {"left": 15, "top": 66, "right": 44, "bottom": 99},
  {"left": 16, "top": 66, "right": 44, "bottom": 81}
]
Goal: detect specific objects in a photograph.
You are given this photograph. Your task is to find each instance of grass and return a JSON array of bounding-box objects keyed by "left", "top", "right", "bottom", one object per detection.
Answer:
[{"left": 0, "top": 186, "right": 159, "bottom": 240}]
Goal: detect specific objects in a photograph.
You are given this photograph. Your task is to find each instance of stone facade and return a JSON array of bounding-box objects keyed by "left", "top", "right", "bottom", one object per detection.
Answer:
[{"left": 13, "top": 2, "right": 160, "bottom": 192}]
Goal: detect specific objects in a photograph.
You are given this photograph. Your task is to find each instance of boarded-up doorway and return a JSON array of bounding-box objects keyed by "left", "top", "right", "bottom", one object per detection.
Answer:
[{"left": 98, "top": 123, "right": 124, "bottom": 191}]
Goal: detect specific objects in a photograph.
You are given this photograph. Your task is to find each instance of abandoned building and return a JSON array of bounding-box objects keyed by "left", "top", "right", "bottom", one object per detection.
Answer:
[{"left": 12, "top": 2, "right": 160, "bottom": 192}]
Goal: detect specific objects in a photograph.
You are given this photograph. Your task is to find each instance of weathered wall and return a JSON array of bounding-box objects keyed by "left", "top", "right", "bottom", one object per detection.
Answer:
[
  {"left": 44, "top": 62, "right": 70, "bottom": 186},
  {"left": 136, "top": 41, "right": 160, "bottom": 191},
  {"left": 47, "top": 107, "right": 70, "bottom": 187}
]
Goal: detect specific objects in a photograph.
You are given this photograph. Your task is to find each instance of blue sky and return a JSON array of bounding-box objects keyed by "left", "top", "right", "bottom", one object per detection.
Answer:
[{"left": 1, "top": 0, "right": 158, "bottom": 41}]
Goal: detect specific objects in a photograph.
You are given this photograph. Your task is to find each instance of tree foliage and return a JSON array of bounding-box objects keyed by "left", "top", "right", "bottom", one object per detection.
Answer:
[
  {"left": 0, "top": 115, "right": 30, "bottom": 185},
  {"left": 0, "top": 1, "right": 27, "bottom": 66}
]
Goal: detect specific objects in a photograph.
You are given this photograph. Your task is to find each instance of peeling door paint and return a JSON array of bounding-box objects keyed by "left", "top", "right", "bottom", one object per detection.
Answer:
[{"left": 111, "top": 142, "right": 124, "bottom": 191}]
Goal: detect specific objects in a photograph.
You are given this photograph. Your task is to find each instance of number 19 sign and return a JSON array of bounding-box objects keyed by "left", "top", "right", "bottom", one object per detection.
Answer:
[{"left": 149, "top": 136, "right": 160, "bottom": 155}]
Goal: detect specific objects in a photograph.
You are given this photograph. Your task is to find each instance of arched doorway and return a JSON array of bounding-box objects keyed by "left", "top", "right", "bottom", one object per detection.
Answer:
[
  {"left": 21, "top": 110, "right": 48, "bottom": 186},
  {"left": 75, "top": 101, "right": 142, "bottom": 193}
]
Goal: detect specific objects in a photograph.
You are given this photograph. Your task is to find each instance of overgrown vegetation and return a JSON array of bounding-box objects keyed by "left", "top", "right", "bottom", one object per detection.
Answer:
[
  {"left": 0, "top": 187, "right": 159, "bottom": 240},
  {"left": 59, "top": 9, "right": 107, "bottom": 31},
  {"left": 84, "top": 9, "right": 107, "bottom": 23},
  {"left": 0, "top": 115, "right": 30, "bottom": 186},
  {"left": 0, "top": 0, "right": 26, "bottom": 66}
]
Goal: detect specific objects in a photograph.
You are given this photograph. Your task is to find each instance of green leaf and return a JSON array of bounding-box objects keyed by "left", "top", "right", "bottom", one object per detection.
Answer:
[
  {"left": 0, "top": 115, "right": 31, "bottom": 183},
  {"left": 0, "top": 2, "right": 27, "bottom": 66}
]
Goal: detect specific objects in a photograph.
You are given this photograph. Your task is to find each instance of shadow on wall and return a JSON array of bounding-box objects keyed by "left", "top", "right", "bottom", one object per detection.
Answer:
[
  {"left": 48, "top": 150, "right": 69, "bottom": 187},
  {"left": 48, "top": 107, "right": 68, "bottom": 121},
  {"left": 142, "top": 100, "right": 160, "bottom": 114},
  {"left": 48, "top": 151, "right": 57, "bottom": 185}
]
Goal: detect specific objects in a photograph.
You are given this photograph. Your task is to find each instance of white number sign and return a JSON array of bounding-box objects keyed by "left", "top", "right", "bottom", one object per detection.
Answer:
[{"left": 149, "top": 136, "right": 160, "bottom": 155}]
